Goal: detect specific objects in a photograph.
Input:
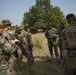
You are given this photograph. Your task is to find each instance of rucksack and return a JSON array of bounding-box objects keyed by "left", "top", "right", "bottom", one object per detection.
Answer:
[{"left": 65, "top": 24, "right": 76, "bottom": 49}]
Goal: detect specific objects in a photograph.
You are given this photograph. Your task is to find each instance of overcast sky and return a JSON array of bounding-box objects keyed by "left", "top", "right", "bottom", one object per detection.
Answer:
[{"left": 0, "top": 0, "right": 76, "bottom": 26}]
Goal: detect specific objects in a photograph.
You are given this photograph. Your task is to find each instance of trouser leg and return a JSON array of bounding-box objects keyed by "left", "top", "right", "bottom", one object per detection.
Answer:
[
  {"left": 23, "top": 49, "right": 34, "bottom": 66},
  {"left": 28, "top": 45, "right": 33, "bottom": 58},
  {"left": 48, "top": 42, "right": 53, "bottom": 57},
  {"left": 53, "top": 44, "right": 58, "bottom": 58},
  {"left": 59, "top": 46, "right": 62, "bottom": 59}
]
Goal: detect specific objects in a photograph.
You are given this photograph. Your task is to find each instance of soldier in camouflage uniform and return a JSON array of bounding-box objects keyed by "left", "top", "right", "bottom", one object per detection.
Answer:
[
  {"left": 61, "top": 13, "right": 76, "bottom": 75},
  {"left": 0, "top": 22, "right": 7, "bottom": 75},
  {"left": 14, "top": 26, "right": 34, "bottom": 67},
  {"left": 56, "top": 20, "right": 65, "bottom": 59},
  {"left": 0, "top": 22, "right": 14, "bottom": 75},
  {"left": 45, "top": 22, "right": 59, "bottom": 59},
  {"left": 1, "top": 19, "right": 20, "bottom": 75},
  {"left": 24, "top": 24, "right": 34, "bottom": 58}
]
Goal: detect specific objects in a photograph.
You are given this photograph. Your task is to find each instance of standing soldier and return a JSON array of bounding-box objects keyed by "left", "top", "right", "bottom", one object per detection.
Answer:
[
  {"left": 1, "top": 19, "right": 20, "bottom": 75},
  {"left": 24, "top": 24, "right": 33, "bottom": 57},
  {"left": 45, "top": 22, "right": 59, "bottom": 59},
  {"left": 56, "top": 20, "right": 65, "bottom": 59},
  {"left": 0, "top": 22, "right": 7, "bottom": 75},
  {"left": 61, "top": 13, "right": 76, "bottom": 75},
  {"left": 14, "top": 26, "right": 34, "bottom": 67}
]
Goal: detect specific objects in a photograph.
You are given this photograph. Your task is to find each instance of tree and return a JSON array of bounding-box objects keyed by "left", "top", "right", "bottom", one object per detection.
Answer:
[{"left": 22, "top": 0, "right": 66, "bottom": 33}]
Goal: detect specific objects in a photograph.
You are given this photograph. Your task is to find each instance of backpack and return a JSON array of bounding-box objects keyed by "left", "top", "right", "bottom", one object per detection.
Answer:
[
  {"left": 45, "top": 29, "right": 49, "bottom": 39},
  {"left": 65, "top": 24, "right": 76, "bottom": 49}
]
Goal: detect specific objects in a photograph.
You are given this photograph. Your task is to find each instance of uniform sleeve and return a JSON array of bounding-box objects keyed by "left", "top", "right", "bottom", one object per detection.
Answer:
[
  {"left": 3, "top": 32, "right": 9, "bottom": 38},
  {"left": 60, "top": 29, "right": 66, "bottom": 40},
  {"left": 27, "top": 33, "right": 33, "bottom": 45},
  {"left": 56, "top": 28, "right": 60, "bottom": 35},
  {"left": 45, "top": 29, "right": 49, "bottom": 38}
]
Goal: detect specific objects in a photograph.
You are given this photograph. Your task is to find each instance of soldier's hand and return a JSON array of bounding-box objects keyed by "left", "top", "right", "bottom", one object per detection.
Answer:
[{"left": 12, "top": 39, "right": 20, "bottom": 43}]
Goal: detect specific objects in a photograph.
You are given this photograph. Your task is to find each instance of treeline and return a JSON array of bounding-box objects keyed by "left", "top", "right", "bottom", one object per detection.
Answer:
[{"left": 12, "top": 0, "right": 68, "bottom": 33}]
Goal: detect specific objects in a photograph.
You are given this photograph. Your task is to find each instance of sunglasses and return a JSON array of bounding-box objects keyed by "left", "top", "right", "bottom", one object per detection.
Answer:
[{"left": 7, "top": 24, "right": 11, "bottom": 27}]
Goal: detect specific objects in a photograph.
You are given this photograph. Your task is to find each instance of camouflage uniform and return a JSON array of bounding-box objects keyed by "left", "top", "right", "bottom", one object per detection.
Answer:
[
  {"left": 61, "top": 14, "right": 76, "bottom": 75},
  {"left": 0, "top": 34, "right": 9, "bottom": 75},
  {"left": 45, "top": 23, "right": 58, "bottom": 59},
  {"left": 24, "top": 24, "right": 34, "bottom": 57},
  {"left": 2, "top": 20, "right": 17, "bottom": 75},
  {"left": 14, "top": 27, "right": 34, "bottom": 66},
  {"left": 56, "top": 20, "right": 65, "bottom": 59},
  {"left": 0, "top": 22, "right": 12, "bottom": 75}
]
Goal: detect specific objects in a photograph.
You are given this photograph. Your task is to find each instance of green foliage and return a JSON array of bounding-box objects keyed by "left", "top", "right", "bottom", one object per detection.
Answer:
[
  {"left": 9, "top": 26, "right": 16, "bottom": 31},
  {"left": 22, "top": 0, "right": 66, "bottom": 33}
]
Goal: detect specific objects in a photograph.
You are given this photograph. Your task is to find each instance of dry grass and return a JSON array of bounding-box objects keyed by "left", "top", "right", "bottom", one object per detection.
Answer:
[{"left": 12, "top": 32, "right": 64, "bottom": 75}]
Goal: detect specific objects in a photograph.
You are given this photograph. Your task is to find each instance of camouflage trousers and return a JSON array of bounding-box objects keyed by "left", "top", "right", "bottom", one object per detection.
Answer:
[
  {"left": 14, "top": 45, "right": 34, "bottom": 67},
  {"left": 63, "top": 50, "right": 76, "bottom": 75},
  {"left": 48, "top": 40, "right": 58, "bottom": 58},
  {"left": 0, "top": 56, "right": 14, "bottom": 75},
  {"left": 22, "top": 48, "right": 34, "bottom": 66},
  {"left": 58, "top": 38, "right": 63, "bottom": 59}
]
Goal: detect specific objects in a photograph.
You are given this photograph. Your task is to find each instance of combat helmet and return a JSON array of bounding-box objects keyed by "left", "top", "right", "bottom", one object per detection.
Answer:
[
  {"left": 0, "top": 22, "right": 3, "bottom": 28},
  {"left": 16, "top": 27, "right": 22, "bottom": 31},
  {"left": 48, "top": 22, "right": 54, "bottom": 27},
  {"left": 15, "top": 27, "right": 22, "bottom": 34},
  {"left": 2, "top": 19, "right": 12, "bottom": 26}
]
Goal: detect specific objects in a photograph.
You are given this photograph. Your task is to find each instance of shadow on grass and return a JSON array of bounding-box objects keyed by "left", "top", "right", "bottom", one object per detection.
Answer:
[{"left": 14, "top": 56, "right": 64, "bottom": 75}]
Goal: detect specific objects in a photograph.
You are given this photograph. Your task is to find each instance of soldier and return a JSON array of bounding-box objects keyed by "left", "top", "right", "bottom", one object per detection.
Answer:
[
  {"left": 0, "top": 22, "right": 7, "bottom": 75},
  {"left": 0, "top": 22, "right": 15, "bottom": 75},
  {"left": 14, "top": 26, "right": 34, "bottom": 67},
  {"left": 1, "top": 19, "right": 20, "bottom": 74},
  {"left": 24, "top": 24, "right": 34, "bottom": 57},
  {"left": 45, "top": 22, "right": 59, "bottom": 59},
  {"left": 56, "top": 20, "right": 65, "bottom": 59},
  {"left": 12, "top": 27, "right": 22, "bottom": 70},
  {"left": 61, "top": 13, "right": 76, "bottom": 75}
]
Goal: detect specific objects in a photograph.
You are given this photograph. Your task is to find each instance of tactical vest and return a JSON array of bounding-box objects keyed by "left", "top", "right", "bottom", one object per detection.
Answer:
[
  {"left": 48, "top": 28, "right": 57, "bottom": 38},
  {"left": 64, "top": 24, "right": 76, "bottom": 49},
  {"left": 20, "top": 30, "right": 27, "bottom": 44},
  {"left": 2, "top": 30, "right": 16, "bottom": 53}
]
